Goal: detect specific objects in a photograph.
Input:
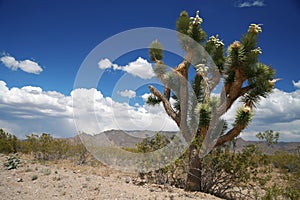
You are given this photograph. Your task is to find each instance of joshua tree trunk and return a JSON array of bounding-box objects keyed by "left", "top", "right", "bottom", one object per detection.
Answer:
[{"left": 185, "top": 144, "right": 202, "bottom": 191}]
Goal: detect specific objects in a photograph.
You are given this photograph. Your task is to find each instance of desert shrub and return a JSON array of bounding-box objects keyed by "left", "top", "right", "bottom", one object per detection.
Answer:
[
  {"left": 4, "top": 154, "right": 20, "bottom": 170},
  {"left": 41, "top": 168, "right": 51, "bottom": 176},
  {"left": 22, "top": 133, "right": 86, "bottom": 161},
  {"left": 136, "top": 133, "right": 170, "bottom": 153},
  {"left": 268, "top": 151, "right": 300, "bottom": 198},
  {"left": 0, "top": 129, "right": 18, "bottom": 154},
  {"left": 133, "top": 133, "right": 283, "bottom": 199},
  {"left": 261, "top": 184, "right": 299, "bottom": 200},
  {"left": 31, "top": 174, "right": 38, "bottom": 181}
]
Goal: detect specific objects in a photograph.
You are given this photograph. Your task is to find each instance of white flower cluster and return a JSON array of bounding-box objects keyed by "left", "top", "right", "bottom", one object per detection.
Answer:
[
  {"left": 195, "top": 63, "right": 208, "bottom": 73},
  {"left": 208, "top": 35, "right": 224, "bottom": 48},
  {"left": 190, "top": 10, "right": 203, "bottom": 25},
  {"left": 230, "top": 41, "right": 241, "bottom": 49},
  {"left": 248, "top": 24, "right": 262, "bottom": 34},
  {"left": 242, "top": 105, "right": 252, "bottom": 113},
  {"left": 251, "top": 47, "right": 262, "bottom": 54}
]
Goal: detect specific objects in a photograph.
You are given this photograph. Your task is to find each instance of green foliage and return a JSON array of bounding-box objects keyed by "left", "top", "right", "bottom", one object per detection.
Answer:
[
  {"left": 176, "top": 10, "right": 191, "bottom": 50},
  {"left": 4, "top": 154, "right": 20, "bottom": 170},
  {"left": 226, "top": 41, "right": 245, "bottom": 69},
  {"left": 176, "top": 10, "right": 190, "bottom": 35},
  {"left": 24, "top": 133, "right": 69, "bottom": 160},
  {"left": 146, "top": 94, "right": 161, "bottom": 106},
  {"left": 195, "top": 103, "right": 211, "bottom": 128},
  {"left": 247, "top": 63, "right": 275, "bottom": 99},
  {"left": 256, "top": 130, "right": 279, "bottom": 146},
  {"left": 138, "top": 137, "right": 276, "bottom": 199},
  {"left": 176, "top": 10, "right": 206, "bottom": 50},
  {"left": 31, "top": 174, "right": 38, "bottom": 181},
  {"left": 0, "top": 130, "right": 89, "bottom": 164},
  {"left": 262, "top": 184, "right": 300, "bottom": 200},
  {"left": 149, "top": 40, "right": 163, "bottom": 62},
  {"left": 269, "top": 151, "right": 300, "bottom": 186},
  {"left": 136, "top": 133, "right": 170, "bottom": 153},
  {"left": 234, "top": 107, "right": 254, "bottom": 127},
  {"left": 205, "top": 35, "right": 225, "bottom": 71},
  {"left": 187, "top": 21, "right": 206, "bottom": 44},
  {"left": 0, "top": 129, "right": 18, "bottom": 154},
  {"left": 41, "top": 168, "right": 51, "bottom": 176},
  {"left": 192, "top": 74, "right": 204, "bottom": 102}
]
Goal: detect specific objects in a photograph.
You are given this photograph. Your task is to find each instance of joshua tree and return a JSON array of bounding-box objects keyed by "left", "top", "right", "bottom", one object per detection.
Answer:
[{"left": 147, "top": 10, "right": 277, "bottom": 191}]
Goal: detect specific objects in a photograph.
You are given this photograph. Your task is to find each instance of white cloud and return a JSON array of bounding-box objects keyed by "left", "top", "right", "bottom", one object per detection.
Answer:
[
  {"left": 118, "top": 89, "right": 136, "bottom": 98},
  {"left": 0, "top": 80, "right": 178, "bottom": 138},
  {"left": 223, "top": 86, "right": 300, "bottom": 141},
  {"left": 122, "top": 57, "right": 155, "bottom": 79},
  {"left": 98, "top": 58, "right": 112, "bottom": 69},
  {"left": 1, "top": 78, "right": 299, "bottom": 142},
  {"left": 98, "top": 58, "right": 119, "bottom": 70},
  {"left": 237, "top": 0, "right": 266, "bottom": 8},
  {"left": 0, "top": 55, "right": 43, "bottom": 74},
  {"left": 141, "top": 93, "right": 151, "bottom": 101},
  {"left": 98, "top": 57, "right": 155, "bottom": 79},
  {"left": 293, "top": 80, "right": 300, "bottom": 88}
]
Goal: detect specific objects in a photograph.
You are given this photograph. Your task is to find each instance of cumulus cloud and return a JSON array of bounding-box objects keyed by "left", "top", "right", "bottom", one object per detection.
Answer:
[
  {"left": 118, "top": 89, "right": 136, "bottom": 98},
  {"left": 98, "top": 57, "right": 155, "bottom": 79},
  {"left": 1, "top": 78, "right": 299, "bottom": 141},
  {"left": 141, "top": 93, "right": 151, "bottom": 101},
  {"left": 0, "top": 80, "right": 177, "bottom": 138},
  {"left": 0, "top": 55, "right": 43, "bottom": 74},
  {"left": 293, "top": 80, "right": 300, "bottom": 88},
  {"left": 236, "top": 0, "right": 266, "bottom": 8},
  {"left": 98, "top": 58, "right": 119, "bottom": 70},
  {"left": 223, "top": 86, "right": 300, "bottom": 141}
]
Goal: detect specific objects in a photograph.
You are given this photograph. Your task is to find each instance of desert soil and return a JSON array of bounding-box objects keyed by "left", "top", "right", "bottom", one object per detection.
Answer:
[{"left": 0, "top": 154, "right": 223, "bottom": 200}]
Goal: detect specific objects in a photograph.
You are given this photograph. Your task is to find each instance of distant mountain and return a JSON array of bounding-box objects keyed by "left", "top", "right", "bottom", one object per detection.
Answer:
[
  {"left": 73, "top": 130, "right": 300, "bottom": 154},
  {"left": 77, "top": 130, "right": 178, "bottom": 148},
  {"left": 234, "top": 138, "right": 300, "bottom": 154}
]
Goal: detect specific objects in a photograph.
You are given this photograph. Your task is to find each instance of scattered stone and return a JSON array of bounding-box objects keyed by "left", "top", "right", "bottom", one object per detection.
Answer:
[
  {"left": 169, "top": 194, "right": 174, "bottom": 200},
  {"left": 17, "top": 178, "right": 23, "bottom": 182},
  {"left": 125, "top": 177, "right": 131, "bottom": 184},
  {"left": 167, "top": 186, "right": 173, "bottom": 193}
]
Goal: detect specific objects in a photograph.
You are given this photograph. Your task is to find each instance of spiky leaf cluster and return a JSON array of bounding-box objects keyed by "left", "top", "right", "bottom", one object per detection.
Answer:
[
  {"left": 225, "top": 24, "right": 264, "bottom": 82},
  {"left": 176, "top": 10, "right": 206, "bottom": 51},
  {"left": 234, "top": 107, "right": 254, "bottom": 128},
  {"left": 242, "top": 63, "right": 275, "bottom": 107},
  {"left": 227, "top": 41, "right": 245, "bottom": 69},
  {"left": 149, "top": 40, "right": 164, "bottom": 62},
  {"left": 192, "top": 74, "right": 204, "bottom": 102},
  {"left": 205, "top": 35, "right": 225, "bottom": 71},
  {"left": 195, "top": 103, "right": 211, "bottom": 128},
  {"left": 146, "top": 95, "right": 161, "bottom": 106}
]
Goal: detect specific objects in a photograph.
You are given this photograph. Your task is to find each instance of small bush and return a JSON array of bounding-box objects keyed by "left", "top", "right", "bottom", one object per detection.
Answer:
[
  {"left": 25, "top": 168, "right": 33, "bottom": 172},
  {"left": 41, "top": 168, "right": 51, "bottom": 176},
  {"left": 0, "top": 129, "right": 18, "bottom": 154},
  {"left": 31, "top": 174, "right": 38, "bottom": 181},
  {"left": 4, "top": 154, "right": 20, "bottom": 170}
]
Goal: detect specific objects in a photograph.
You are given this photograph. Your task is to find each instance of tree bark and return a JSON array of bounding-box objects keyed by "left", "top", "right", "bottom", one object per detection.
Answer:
[{"left": 185, "top": 144, "right": 201, "bottom": 191}]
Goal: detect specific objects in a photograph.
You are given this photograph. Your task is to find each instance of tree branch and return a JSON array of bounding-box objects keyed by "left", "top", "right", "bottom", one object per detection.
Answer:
[
  {"left": 214, "top": 124, "right": 245, "bottom": 147},
  {"left": 148, "top": 85, "right": 180, "bottom": 127}
]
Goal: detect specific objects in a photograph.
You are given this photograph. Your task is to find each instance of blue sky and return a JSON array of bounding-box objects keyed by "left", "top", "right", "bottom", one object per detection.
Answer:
[{"left": 0, "top": 0, "right": 300, "bottom": 141}]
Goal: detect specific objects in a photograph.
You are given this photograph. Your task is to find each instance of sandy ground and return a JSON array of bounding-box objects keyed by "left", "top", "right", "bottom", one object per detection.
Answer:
[{"left": 0, "top": 154, "right": 223, "bottom": 200}]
